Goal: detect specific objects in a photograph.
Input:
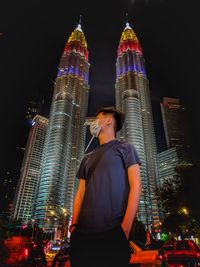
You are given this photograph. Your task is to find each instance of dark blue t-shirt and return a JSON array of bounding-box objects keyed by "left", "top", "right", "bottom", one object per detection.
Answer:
[{"left": 76, "top": 139, "right": 140, "bottom": 233}]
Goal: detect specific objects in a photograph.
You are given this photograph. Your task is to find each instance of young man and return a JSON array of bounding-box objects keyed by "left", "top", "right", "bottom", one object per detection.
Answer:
[{"left": 70, "top": 106, "right": 141, "bottom": 267}]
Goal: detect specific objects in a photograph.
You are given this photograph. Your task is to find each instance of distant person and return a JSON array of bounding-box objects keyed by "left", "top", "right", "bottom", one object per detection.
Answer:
[{"left": 70, "top": 106, "right": 141, "bottom": 267}]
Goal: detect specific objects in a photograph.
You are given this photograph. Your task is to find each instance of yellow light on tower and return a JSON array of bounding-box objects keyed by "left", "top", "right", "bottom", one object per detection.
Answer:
[{"left": 50, "top": 210, "right": 55, "bottom": 215}]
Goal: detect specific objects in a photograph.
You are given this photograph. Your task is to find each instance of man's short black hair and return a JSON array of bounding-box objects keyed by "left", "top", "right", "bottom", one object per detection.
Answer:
[{"left": 95, "top": 106, "right": 125, "bottom": 132}]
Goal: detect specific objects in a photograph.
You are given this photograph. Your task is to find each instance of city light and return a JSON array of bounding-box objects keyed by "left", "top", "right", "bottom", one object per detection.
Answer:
[
  {"left": 50, "top": 210, "right": 55, "bottom": 215},
  {"left": 179, "top": 207, "right": 189, "bottom": 216}
]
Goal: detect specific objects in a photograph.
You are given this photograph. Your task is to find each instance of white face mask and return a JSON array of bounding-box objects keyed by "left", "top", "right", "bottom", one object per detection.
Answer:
[{"left": 89, "top": 119, "right": 101, "bottom": 137}]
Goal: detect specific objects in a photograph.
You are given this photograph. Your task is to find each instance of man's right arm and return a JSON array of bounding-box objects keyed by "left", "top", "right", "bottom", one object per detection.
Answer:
[{"left": 70, "top": 178, "right": 86, "bottom": 233}]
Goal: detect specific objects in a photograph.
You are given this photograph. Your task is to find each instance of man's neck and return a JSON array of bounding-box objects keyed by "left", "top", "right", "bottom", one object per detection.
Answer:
[{"left": 98, "top": 133, "right": 116, "bottom": 145}]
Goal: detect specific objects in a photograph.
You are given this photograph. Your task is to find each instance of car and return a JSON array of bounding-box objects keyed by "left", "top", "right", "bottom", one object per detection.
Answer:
[
  {"left": 129, "top": 241, "right": 161, "bottom": 266},
  {"left": 159, "top": 239, "right": 200, "bottom": 266}
]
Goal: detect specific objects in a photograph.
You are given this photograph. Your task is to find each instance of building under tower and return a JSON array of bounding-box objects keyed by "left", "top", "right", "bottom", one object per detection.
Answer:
[
  {"left": 115, "top": 22, "right": 160, "bottom": 229},
  {"left": 158, "top": 97, "right": 192, "bottom": 220},
  {"left": 11, "top": 115, "right": 48, "bottom": 222},
  {"left": 158, "top": 97, "right": 191, "bottom": 188},
  {"left": 26, "top": 99, "right": 43, "bottom": 126},
  {"left": 160, "top": 97, "right": 187, "bottom": 150},
  {"left": 33, "top": 23, "right": 90, "bottom": 234}
]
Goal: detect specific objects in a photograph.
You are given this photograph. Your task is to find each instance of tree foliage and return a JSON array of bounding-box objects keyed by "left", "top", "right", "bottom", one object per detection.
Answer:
[{"left": 156, "top": 161, "right": 200, "bottom": 236}]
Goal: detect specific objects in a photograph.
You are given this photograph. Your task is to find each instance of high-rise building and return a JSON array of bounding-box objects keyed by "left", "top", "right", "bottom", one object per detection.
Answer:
[
  {"left": 158, "top": 97, "right": 190, "bottom": 189},
  {"left": 115, "top": 22, "right": 159, "bottom": 228},
  {"left": 11, "top": 115, "right": 48, "bottom": 222},
  {"left": 26, "top": 100, "right": 43, "bottom": 126},
  {"left": 160, "top": 97, "right": 186, "bottom": 149},
  {"left": 158, "top": 147, "right": 179, "bottom": 186},
  {"left": 157, "top": 147, "right": 179, "bottom": 221},
  {"left": 157, "top": 147, "right": 192, "bottom": 220},
  {"left": 33, "top": 23, "right": 90, "bottom": 231}
]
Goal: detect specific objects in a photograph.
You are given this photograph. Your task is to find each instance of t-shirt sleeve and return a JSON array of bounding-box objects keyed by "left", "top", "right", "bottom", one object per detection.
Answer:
[
  {"left": 76, "top": 156, "right": 87, "bottom": 180},
  {"left": 122, "top": 143, "right": 141, "bottom": 168}
]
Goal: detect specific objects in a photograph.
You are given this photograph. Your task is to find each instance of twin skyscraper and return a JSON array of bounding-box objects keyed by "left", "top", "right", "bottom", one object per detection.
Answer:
[{"left": 12, "top": 20, "right": 160, "bottom": 235}]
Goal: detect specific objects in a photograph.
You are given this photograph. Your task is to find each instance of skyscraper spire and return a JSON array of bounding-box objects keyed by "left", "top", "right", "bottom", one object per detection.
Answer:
[
  {"left": 75, "top": 14, "right": 83, "bottom": 32},
  {"left": 118, "top": 21, "right": 142, "bottom": 59},
  {"left": 64, "top": 20, "right": 88, "bottom": 60},
  {"left": 125, "top": 12, "right": 129, "bottom": 22},
  {"left": 79, "top": 14, "right": 82, "bottom": 25},
  {"left": 125, "top": 13, "right": 132, "bottom": 30}
]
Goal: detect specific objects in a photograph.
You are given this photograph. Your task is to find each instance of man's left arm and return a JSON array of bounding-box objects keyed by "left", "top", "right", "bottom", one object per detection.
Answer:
[{"left": 121, "top": 164, "right": 142, "bottom": 239}]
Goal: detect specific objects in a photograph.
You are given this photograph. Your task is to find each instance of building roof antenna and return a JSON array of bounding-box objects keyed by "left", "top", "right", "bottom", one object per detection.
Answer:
[
  {"left": 79, "top": 14, "right": 82, "bottom": 25},
  {"left": 125, "top": 12, "right": 129, "bottom": 23}
]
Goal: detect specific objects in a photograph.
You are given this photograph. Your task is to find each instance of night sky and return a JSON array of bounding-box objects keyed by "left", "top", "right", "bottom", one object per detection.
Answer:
[{"left": 1, "top": 0, "right": 200, "bottom": 183}]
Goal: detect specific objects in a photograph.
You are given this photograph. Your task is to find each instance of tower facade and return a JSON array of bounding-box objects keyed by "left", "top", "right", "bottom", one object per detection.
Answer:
[
  {"left": 26, "top": 100, "right": 43, "bottom": 125},
  {"left": 11, "top": 115, "right": 48, "bottom": 222},
  {"left": 34, "top": 24, "right": 90, "bottom": 231},
  {"left": 158, "top": 147, "right": 179, "bottom": 186},
  {"left": 115, "top": 22, "right": 159, "bottom": 228},
  {"left": 160, "top": 97, "right": 186, "bottom": 149},
  {"left": 158, "top": 97, "right": 190, "bottom": 191}
]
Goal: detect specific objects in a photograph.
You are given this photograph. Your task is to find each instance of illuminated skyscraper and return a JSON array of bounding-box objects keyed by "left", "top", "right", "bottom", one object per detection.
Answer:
[
  {"left": 158, "top": 98, "right": 190, "bottom": 190},
  {"left": 160, "top": 97, "right": 187, "bottom": 149},
  {"left": 115, "top": 22, "right": 159, "bottom": 228},
  {"left": 11, "top": 115, "right": 48, "bottom": 222},
  {"left": 26, "top": 99, "right": 43, "bottom": 125},
  {"left": 34, "top": 23, "right": 90, "bottom": 231}
]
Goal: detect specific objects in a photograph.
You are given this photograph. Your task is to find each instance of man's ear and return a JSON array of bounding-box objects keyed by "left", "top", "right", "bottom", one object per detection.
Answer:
[{"left": 106, "top": 116, "right": 113, "bottom": 126}]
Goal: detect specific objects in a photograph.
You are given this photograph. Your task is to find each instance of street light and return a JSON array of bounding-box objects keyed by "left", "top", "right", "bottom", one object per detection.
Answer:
[
  {"left": 179, "top": 207, "right": 189, "bottom": 216},
  {"left": 182, "top": 208, "right": 189, "bottom": 216}
]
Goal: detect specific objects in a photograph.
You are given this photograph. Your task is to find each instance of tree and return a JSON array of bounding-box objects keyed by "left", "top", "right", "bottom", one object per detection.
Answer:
[{"left": 156, "top": 161, "right": 200, "bottom": 237}]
